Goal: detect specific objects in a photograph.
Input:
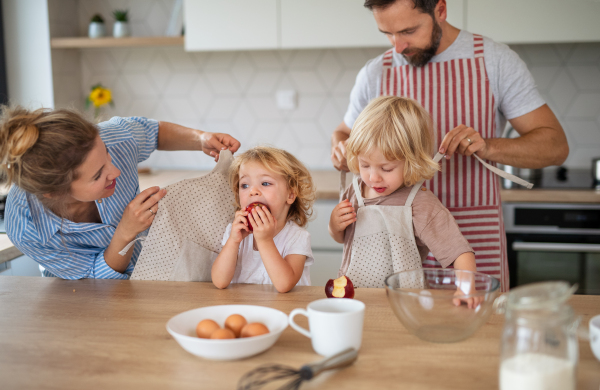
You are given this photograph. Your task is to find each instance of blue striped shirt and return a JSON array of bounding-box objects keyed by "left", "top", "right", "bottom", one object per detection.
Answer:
[{"left": 6, "top": 117, "right": 159, "bottom": 279}]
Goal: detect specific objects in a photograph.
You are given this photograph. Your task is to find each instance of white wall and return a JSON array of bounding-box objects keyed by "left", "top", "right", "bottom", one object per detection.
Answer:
[{"left": 2, "top": 0, "right": 54, "bottom": 108}]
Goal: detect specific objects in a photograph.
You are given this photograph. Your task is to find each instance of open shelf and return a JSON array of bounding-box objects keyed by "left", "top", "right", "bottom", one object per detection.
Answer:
[{"left": 51, "top": 36, "right": 184, "bottom": 49}]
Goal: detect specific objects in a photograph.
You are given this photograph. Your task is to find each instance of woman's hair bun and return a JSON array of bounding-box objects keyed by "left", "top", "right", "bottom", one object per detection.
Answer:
[{"left": 0, "top": 106, "right": 43, "bottom": 183}]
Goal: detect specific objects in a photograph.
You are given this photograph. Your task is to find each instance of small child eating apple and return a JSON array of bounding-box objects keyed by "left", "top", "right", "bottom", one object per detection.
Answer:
[{"left": 211, "top": 146, "right": 316, "bottom": 293}]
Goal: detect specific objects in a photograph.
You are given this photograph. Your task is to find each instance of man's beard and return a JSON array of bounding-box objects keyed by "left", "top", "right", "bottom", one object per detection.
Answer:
[{"left": 402, "top": 19, "right": 442, "bottom": 67}]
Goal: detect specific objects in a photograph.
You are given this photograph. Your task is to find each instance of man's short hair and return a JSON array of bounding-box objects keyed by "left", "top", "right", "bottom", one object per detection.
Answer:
[{"left": 364, "top": 0, "right": 440, "bottom": 16}]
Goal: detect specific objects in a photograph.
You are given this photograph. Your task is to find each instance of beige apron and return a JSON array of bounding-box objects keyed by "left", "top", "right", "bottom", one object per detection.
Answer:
[
  {"left": 343, "top": 153, "right": 530, "bottom": 289},
  {"left": 129, "top": 150, "right": 236, "bottom": 281}
]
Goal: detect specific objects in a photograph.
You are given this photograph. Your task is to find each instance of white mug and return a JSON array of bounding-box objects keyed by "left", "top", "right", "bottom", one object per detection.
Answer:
[
  {"left": 289, "top": 298, "right": 365, "bottom": 356},
  {"left": 590, "top": 314, "right": 600, "bottom": 362}
]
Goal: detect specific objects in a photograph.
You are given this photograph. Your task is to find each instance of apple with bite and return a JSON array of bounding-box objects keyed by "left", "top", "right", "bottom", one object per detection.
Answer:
[
  {"left": 244, "top": 202, "right": 269, "bottom": 232},
  {"left": 325, "top": 275, "right": 354, "bottom": 298}
]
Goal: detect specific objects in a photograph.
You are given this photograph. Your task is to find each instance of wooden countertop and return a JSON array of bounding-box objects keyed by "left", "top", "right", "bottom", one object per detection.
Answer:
[
  {"left": 0, "top": 277, "right": 598, "bottom": 389},
  {"left": 139, "top": 169, "right": 600, "bottom": 203}
]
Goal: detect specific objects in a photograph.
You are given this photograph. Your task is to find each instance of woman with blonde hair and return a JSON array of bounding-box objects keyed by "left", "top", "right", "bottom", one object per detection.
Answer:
[
  {"left": 1, "top": 106, "right": 239, "bottom": 279},
  {"left": 329, "top": 96, "right": 481, "bottom": 307},
  {"left": 211, "top": 145, "right": 316, "bottom": 293}
]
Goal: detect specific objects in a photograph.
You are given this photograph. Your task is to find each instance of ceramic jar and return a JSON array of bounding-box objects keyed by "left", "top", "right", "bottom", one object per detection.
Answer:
[
  {"left": 88, "top": 22, "right": 106, "bottom": 38},
  {"left": 113, "top": 21, "right": 130, "bottom": 38}
]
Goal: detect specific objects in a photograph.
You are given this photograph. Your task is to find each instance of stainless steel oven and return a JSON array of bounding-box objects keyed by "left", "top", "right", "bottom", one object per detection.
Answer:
[{"left": 504, "top": 203, "right": 600, "bottom": 295}]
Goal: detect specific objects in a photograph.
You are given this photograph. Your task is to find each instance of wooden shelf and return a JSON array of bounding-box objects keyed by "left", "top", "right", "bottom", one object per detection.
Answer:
[{"left": 51, "top": 36, "right": 184, "bottom": 49}]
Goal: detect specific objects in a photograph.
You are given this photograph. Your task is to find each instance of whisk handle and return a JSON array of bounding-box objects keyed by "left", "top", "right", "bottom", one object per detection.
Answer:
[{"left": 300, "top": 348, "right": 358, "bottom": 380}]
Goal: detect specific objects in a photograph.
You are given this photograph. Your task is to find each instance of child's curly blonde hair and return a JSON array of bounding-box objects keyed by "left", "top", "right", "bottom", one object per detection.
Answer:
[
  {"left": 229, "top": 146, "right": 315, "bottom": 228},
  {"left": 346, "top": 96, "right": 440, "bottom": 186}
]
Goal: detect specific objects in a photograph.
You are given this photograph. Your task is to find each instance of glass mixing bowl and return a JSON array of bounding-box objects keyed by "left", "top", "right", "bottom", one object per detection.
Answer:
[{"left": 384, "top": 269, "right": 500, "bottom": 343}]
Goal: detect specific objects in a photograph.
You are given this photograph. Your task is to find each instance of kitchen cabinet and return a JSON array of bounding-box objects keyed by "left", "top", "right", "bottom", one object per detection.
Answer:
[
  {"left": 184, "top": 0, "right": 279, "bottom": 51},
  {"left": 466, "top": 0, "right": 600, "bottom": 43},
  {"left": 0, "top": 255, "right": 42, "bottom": 277},
  {"left": 280, "top": 0, "right": 388, "bottom": 49},
  {"left": 184, "top": 0, "right": 465, "bottom": 51},
  {"left": 306, "top": 200, "right": 344, "bottom": 286},
  {"left": 311, "top": 251, "right": 343, "bottom": 286}
]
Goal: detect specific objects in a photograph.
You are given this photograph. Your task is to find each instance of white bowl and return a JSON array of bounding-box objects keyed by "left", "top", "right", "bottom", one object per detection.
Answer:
[{"left": 166, "top": 305, "right": 288, "bottom": 360}]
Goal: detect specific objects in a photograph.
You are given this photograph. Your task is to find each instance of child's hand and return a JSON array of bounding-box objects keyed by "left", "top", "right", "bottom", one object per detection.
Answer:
[
  {"left": 228, "top": 210, "right": 251, "bottom": 244},
  {"left": 248, "top": 205, "right": 277, "bottom": 243},
  {"left": 330, "top": 199, "right": 356, "bottom": 233},
  {"left": 452, "top": 273, "right": 484, "bottom": 309}
]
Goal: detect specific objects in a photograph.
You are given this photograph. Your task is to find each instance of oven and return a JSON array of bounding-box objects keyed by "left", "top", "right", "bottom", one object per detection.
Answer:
[{"left": 504, "top": 203, "right": 600, "bottom": 295}]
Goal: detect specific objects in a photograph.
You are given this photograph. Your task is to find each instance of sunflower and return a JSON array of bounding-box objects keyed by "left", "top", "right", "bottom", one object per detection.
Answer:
[{"left": 85, "top": 84, "right": 115, "bottom": 118}]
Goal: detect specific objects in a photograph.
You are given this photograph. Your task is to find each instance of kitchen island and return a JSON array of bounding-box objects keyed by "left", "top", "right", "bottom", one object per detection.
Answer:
[{"left": 0, "top": 277, "right": 598, "bottom": 389}]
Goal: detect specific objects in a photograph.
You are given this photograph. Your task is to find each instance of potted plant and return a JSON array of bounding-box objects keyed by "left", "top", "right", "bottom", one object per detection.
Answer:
[
  {"left": 112, "top": 9, "right": 130, "bottom": 38},
  {"left": 88, "top": 14, "right": 106, "bottom": 39}
]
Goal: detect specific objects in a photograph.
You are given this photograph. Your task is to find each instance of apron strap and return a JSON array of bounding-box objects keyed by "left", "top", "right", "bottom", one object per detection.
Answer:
[
  {"left": 406, "top": 153, "right": 444, "bottom": 207},
  {"left": 472, "top": 153, "right": 534, "bottom": 189},
  {"left": 352, "top": 175, "right": 365, "bottom": 208},
  {"left": 339, "top": 171, "right": 347, "bottom": 202},
  {"left": 433, "top": 151, "right": 533, "bottom": 189},
  {"left": 405, "top": 180, "right": 424, "bottom": 207}
]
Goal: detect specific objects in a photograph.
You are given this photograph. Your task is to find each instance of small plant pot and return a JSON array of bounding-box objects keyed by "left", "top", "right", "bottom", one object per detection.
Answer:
[
  {"left": 88, "top": 22, "right": 106, "bottom": 38},
  {"left": 113, "top": 21, "right": 131, "bottom": 38}
]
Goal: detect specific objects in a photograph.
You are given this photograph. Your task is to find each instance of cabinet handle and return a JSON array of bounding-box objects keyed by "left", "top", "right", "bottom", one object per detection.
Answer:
[{"left": 512, "top": 242, "right": 600, "bottom": 253}]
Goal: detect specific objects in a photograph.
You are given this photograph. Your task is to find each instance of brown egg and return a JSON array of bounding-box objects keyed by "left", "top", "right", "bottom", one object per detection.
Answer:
[
  {"left": 224, "top": 314, "right": 248, "bottom": 338},
  {"left": 196, "top": 319, "right": 220, "bottom": 339},
  {"left": 210, "top": 328, "right": 235, "bottom": 339},
  {"left": 240, "top": 322, "right": 270, "bottom": 338}
]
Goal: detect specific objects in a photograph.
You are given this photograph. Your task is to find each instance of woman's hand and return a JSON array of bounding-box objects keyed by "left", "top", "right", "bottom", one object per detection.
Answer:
[
  {"left": 228, "top": 210, "right": 251, "bottom": 244},
  {"left": 116, "top": 186, "right": 167, "bottom": 241},
  {"left": 248, "top": 206, "right": 277, "bottom": 243},
  {"left": 439, "top": 124, "right": 488, "bottom": 160},
  {"left": 200, "top": 132, "right": 241, "bottom": 162}
]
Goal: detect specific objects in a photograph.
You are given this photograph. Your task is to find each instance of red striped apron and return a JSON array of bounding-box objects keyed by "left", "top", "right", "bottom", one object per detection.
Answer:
[{"left": 380, "top": 34, "right": 509, "bottom": 291}]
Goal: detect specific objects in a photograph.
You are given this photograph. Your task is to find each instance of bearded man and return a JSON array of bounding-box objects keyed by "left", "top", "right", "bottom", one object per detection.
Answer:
[{"left": 330, "top": 0, "right": 569, "bottom": 291}]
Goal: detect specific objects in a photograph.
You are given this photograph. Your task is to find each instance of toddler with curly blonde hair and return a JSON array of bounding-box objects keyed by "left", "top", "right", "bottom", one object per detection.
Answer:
[{"left": 212, "top": 146, "right": 316, "bottom": 293}]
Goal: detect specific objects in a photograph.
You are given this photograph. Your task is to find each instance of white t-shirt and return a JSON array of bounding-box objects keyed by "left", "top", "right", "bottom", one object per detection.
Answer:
[
  {"left": 221, "top": 220, "right": 314, "bottom": 286},
  {"left": 343, "top": 30, "right": 545, "bottom": 136}
]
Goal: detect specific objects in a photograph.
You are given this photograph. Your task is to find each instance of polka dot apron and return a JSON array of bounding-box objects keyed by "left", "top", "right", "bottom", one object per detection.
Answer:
[
  {"left": 344, "top": 152, "right": 530, "bottom": 289},
  {"left": 129, "top": 150, "right": 236, "bottom": 281}
]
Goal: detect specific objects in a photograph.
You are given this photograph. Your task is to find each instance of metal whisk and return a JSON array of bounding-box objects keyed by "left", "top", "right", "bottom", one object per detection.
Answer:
[{"left": 237, "top": 348, "right": 358, "bottom": 390}]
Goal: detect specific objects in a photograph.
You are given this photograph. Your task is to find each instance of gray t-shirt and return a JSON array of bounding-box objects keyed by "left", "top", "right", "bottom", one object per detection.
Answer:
[{"left": 343, "top": 30, "right": 545, "bottom": 136}]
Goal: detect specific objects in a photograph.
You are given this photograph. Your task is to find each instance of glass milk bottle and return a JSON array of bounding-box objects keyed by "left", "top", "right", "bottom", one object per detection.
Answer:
[{"left": 495, "top": 282, "right": 579, "bottom": 390}]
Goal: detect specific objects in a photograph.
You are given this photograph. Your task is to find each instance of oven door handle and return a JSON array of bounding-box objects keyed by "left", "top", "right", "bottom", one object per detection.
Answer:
[{"left": 512, "top": 242, "right": 600, "bottom": 253}]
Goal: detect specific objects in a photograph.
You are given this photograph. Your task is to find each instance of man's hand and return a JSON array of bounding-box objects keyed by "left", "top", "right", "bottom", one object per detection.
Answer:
[
  {"left": 331, "top": 140, "right": 349, "bottom": 171},
  {"left": 200, "top": 132, "right": 241, "bottom": 162},
  {"left": 331, "top": 121, "right": 352, "bottom": 172},
  {"left": 439, "top": 124, "right": 488, "bottom": 160}
]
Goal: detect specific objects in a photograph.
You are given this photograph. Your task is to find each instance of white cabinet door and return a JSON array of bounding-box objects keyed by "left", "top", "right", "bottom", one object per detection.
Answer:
[
  {"left": 311, "top": 250, "right": 343, "bottom": 286},
  {"left": 184, "top": 0, "right": 278, "bottom": 51},
  {"left": 306, "top": 200, "right": 344, "bottom": 251},
  {"left": 280, "top": 0, "right": 389, "bottom": 49},
  {"left": 280, "top": 0, "right": 465, "bottom": 49},
  {"left": 466, "top": 0, "right": 600, "bottom": 43}
]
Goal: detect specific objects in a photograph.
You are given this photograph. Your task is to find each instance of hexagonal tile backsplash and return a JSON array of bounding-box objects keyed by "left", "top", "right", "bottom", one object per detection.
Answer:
[{"left": 50, "top": 0, "right": 600, "bottom": 170}]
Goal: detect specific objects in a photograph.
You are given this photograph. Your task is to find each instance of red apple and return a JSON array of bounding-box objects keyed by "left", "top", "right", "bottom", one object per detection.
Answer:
[
  {"left": 244, "top": 202, "right": 269, "bottom": 232},
  {"left": 325, "top": 275, "right": 354, "bottom": 298}
]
